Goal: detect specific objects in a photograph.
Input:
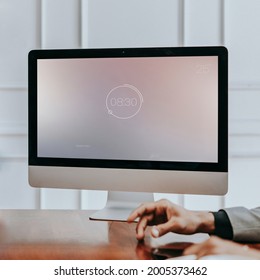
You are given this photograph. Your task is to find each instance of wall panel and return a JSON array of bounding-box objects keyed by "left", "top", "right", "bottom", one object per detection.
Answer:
[
  {"left": 184, "top": 0, "right": 223, "bottom": 46},
  {"left": 41, "top": 0, "right": 81, "bottom": 48},
  {"left": 225, "top": 0, "right": 260, "bottom": 85},
  {"left": 229, "top": 88, "right": 260, "bottom": 123},
  {"left": 40, "top": 188, "right": 81, "bottom": 210},
  {"left": 0, "top": 89, "right": 27, "bottom": 128},
  {"left": 0, "top": 159, "right": 39, "bottom": 209},
  {"left": 227, "top": 158, "right": 260, "bottom": 209},
  {"left": 81, "top": 190, "right": 107, "bottom": 210},
  {"left": 0, "top": 0, "right": 41, "bottom": 87},
  {"left": 82, "top": 0, "right": 180, "bottom": 48},
  {"left": 229, "top": 87, "right": 260, "bottom": 157}
]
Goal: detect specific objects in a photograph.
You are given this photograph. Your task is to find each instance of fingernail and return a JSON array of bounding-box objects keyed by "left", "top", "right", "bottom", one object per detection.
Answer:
[{"left": 152, "top": 227, "right": 159, "bottom": 238}]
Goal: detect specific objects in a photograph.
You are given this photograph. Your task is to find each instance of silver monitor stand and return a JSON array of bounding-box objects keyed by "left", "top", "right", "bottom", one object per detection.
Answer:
[{"left": 89, "top": 191, "right": 154, "bottom": 221}]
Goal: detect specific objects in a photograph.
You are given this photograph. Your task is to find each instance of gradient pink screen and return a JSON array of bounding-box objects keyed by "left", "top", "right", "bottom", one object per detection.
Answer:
[{"left": 37, "top": 56, "right": 218, "bottom": 162}]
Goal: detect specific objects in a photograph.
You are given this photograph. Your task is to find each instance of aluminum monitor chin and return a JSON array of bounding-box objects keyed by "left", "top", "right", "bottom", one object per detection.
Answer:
[{"left": 28, "top": 46, "right": 228, "bottom": 221}]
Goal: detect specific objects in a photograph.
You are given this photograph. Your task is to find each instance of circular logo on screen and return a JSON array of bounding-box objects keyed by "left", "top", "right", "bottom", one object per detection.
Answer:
[{"left": 106, "top": 84, "right": 143, "bottom": 119}]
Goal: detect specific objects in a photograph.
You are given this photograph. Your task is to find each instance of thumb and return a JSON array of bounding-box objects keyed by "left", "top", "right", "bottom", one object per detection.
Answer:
[{"left": 151, "top": 220, "right": 174, "bottom": 238}]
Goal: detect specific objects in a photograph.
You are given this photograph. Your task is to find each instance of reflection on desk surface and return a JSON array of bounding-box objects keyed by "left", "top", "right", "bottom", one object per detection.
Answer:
[
  {"left": 148, "top": 232, "right": 208, "bottom": 259},
  {"left": 150, "top": 232, "right": 209, "bottom": 247}
]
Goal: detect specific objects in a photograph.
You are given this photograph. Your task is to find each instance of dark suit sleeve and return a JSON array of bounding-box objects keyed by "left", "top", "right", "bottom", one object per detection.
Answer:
[{"left": 212, "top": 210, "right": 233, "bottom": 240}]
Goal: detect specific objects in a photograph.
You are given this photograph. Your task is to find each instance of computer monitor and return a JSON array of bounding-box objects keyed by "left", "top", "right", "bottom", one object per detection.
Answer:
[{"left": 28, "top": 46, "right": 228, "bottom": 221}]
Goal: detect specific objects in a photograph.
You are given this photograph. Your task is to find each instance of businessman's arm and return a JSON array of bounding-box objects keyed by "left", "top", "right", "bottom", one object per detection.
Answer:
[{"left": 223, "top": 207, "right": 260, "bottom": 242}]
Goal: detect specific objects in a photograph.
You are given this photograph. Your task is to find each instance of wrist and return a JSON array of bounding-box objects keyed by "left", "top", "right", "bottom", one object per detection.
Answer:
[{"left": 195, "top": 211, "right": 215, "bottom": 234}]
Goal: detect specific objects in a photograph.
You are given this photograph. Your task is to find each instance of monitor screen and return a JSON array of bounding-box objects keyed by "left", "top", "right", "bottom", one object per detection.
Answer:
[
  {"left": 37, "top": 56, "right": 218, "bottom": 164},
  {"left": 28, "top": 47, "right": 228, "bottom": 209}
]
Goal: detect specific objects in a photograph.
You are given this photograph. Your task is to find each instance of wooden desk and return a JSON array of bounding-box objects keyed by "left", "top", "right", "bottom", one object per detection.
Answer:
[
  {"left": 0, "top": 210, "right": 135, "bottom": 259},
  {"left": 1, "top": 210, "right": 259, "bottom": 260},
  {"left": 0, "top": 210, "right": 197, "bottom": 260}
]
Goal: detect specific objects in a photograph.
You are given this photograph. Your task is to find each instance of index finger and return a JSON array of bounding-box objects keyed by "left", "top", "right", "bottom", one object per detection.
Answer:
[{"left": 127, "top": 202, "right": 157, "bottom": 222}]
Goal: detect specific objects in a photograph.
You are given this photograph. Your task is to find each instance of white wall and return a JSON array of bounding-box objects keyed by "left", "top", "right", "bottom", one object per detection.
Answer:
[{"left": 0, "top": 0, "right": 259, "bottom": 210}]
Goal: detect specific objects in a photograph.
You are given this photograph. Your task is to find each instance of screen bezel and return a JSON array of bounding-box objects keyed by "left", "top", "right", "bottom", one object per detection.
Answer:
[{"left": 28, "top": 46, "right": 228, "bottom": 172}]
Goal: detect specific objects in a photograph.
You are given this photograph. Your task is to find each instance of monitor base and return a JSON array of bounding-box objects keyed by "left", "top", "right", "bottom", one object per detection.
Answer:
[{"left": 89, "top": 191, "right": 154, "bottom": 221}]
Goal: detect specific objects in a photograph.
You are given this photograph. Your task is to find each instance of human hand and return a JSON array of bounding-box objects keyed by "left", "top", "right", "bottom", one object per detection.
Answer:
[
  {"left": 183, "top": 236, "right": 260, "bottom": 259},
  {"left": 127, "top": 199, "right": 215, "bottom": 240}
]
